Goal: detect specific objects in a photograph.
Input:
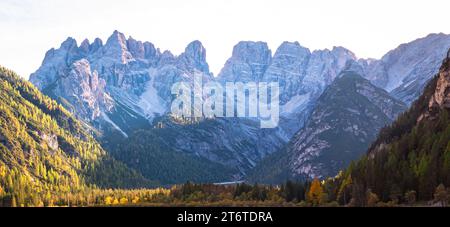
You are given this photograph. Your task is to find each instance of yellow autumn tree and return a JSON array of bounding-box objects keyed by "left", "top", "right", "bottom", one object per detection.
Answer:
[
  {"left": 105, "top": 196, "right": 113, "bottom": 205},
  {"left": 307, "top": 178, "right": 324, "bottom": 206},
  {"left": 132, "top": 196, "right": 140, "bottom": 204},
  {"left": 119, "top": 197, "right": 128, "bottom": 205}
]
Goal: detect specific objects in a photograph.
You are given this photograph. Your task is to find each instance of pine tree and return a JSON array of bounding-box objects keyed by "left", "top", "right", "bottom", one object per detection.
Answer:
[{"left": 338, "top": 174, "right": 352, "bottom": 205}]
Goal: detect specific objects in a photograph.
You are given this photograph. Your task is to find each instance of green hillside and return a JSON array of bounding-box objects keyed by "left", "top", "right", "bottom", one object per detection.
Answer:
[
  {"left": 110, "top": 128, "right": 235, "bottom": 185},
  {"left": 0, "top": 66, "right": 152, "bottom": 206},
  {"left": 332, "top": 56, "right": 450, "bottom": 205}
]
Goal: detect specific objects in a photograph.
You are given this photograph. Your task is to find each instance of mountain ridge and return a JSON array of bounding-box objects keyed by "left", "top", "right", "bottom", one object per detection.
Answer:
[{"left": 28, "top": 31, "right": 450, "bottom": 183}]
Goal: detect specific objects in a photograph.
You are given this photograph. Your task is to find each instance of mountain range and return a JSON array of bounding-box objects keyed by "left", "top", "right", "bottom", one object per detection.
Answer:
[{"left": 27, "top": 31, "right": 450, "bottom": 183}]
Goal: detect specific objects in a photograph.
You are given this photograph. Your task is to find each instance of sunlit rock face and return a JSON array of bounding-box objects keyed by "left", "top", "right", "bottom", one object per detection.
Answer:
[
  {"left": 363, "top": 33, "right": 450, "bottom": 105},
  {"left": 419, "top": 50, "right": 450, "bottom": 122},
  {"left": 30, "top": 31, "right": 213, "bottom": 136}
]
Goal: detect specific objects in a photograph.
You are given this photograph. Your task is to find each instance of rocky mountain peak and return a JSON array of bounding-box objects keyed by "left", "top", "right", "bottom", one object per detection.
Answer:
[
  {"left": 79, "top": 39, "right": 91, "bottom": 54},
  {"left": 107, "top": 30, "right": 127, "bottom": 45},
  {"left": 143, "top": 41, "right": 159, "bottom": 60},
  {"left": 30, "top": 37, "right": 83, "bottom": 90},
  {"left": 127, "top": 36, "right": 145, "bottom": 59},
  {"left": 184, "top": 40, "right": 206, "bottom": 59},
  {"left": 90, "top": 38, "right": 103, "bottom": 53},
  {"left": 58, "top": 37, "right": 82, "bottom": 63},
  {"left": 60, "top": 37, "right": 78, "bottom": 50},
  {"left": 427, "top": 51, "right": 450, "bottom": 113},
  {"left": 366, "top": 33, "right": 450, "bottom": 104},
  {"left": 274, "top": 41, "right": 310, "bottom": 57},
  {"left": 103, "top": 30, "right": 133, "bottom": 64},
  {"left": 179, "top": 40, "right": 209, "bottom": 73},
  {"left": 218, "top": 41, "right": 272, "bottom": 82},
  {"left": 331, "top": 46, "right": 357, "bottom": 67},
  {"left": 231, "top": 41, "right": 272, "bottom": 64}
]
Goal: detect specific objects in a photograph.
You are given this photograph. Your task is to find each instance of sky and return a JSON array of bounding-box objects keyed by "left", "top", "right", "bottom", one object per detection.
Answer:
[{"left": 1, "top": 0, "right": 450, "bottom": 78}]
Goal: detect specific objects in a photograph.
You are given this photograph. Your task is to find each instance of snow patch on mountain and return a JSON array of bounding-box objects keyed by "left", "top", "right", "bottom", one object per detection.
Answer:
[
  {"left": 281, "top": 93, "right": 310, "bottom": 116},
  {"left": 138, "top": 70, "right": 167, "bottom": 120}
]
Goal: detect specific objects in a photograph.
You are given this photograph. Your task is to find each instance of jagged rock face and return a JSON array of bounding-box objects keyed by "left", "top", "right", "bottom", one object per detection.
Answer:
[
  {"left": 98, "top": 30, "right": 134, "bottom": 65},
  {"left": 29, "top": 38, "right": 113, "bottom": 121},
  {"left": 151, "top": 40, "right": 212, "bottom": 103},
  {"left": 127, "top": 37, "right": 145, "bottom": 59},
  {"left": 218, "top": 41, "right": 272, "bottom": 83},
  {"left": 53, "top": 59, "right": 112, "bottom": 121},
  {"left": 86, "top": 31, "right": 160, "bottom": 95},
  {"left": 432, "top": 54, "right": 450, "bottom": 109},
  {"left": 40, "top": 132, "right": 59, "bottom": 151},
  {"left": 30, "top": 37, "right": 80, "bottom": 90},
  {"left": 30, "top": 31, "right": 213, "bottom": 136},
  {"left": 262, "top": 42, "right": 311, "bottom": 103},
  {"left": 421, "top": 51, "right": 450, "bottom": 121},
  {"left": 219, "top": 42, "right": 356, "bottom": 105},
  {"left": 179, "top": 40, "right": 210, "bottom": 74},
  {"left": 218, "top": 41, "right": 358, "bottom": 137},
  {"left": 364, "top": 33, "right": 450, "bottom": 104}
]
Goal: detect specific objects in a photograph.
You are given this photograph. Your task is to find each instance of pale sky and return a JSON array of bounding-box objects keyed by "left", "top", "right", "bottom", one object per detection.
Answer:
[{"left": 1, "top": 0, "right": 450, "bottom": 78}]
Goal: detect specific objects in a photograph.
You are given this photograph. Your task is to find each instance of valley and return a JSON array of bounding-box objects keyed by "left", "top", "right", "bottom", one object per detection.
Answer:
[{"left": 1, "top": 31, "right": 450, "bottom": 207}]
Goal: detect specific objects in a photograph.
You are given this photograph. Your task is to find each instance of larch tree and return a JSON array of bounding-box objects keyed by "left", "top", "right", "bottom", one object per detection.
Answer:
[{"left": 308, "top": 178, "right": 324, "bottom": 205}]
